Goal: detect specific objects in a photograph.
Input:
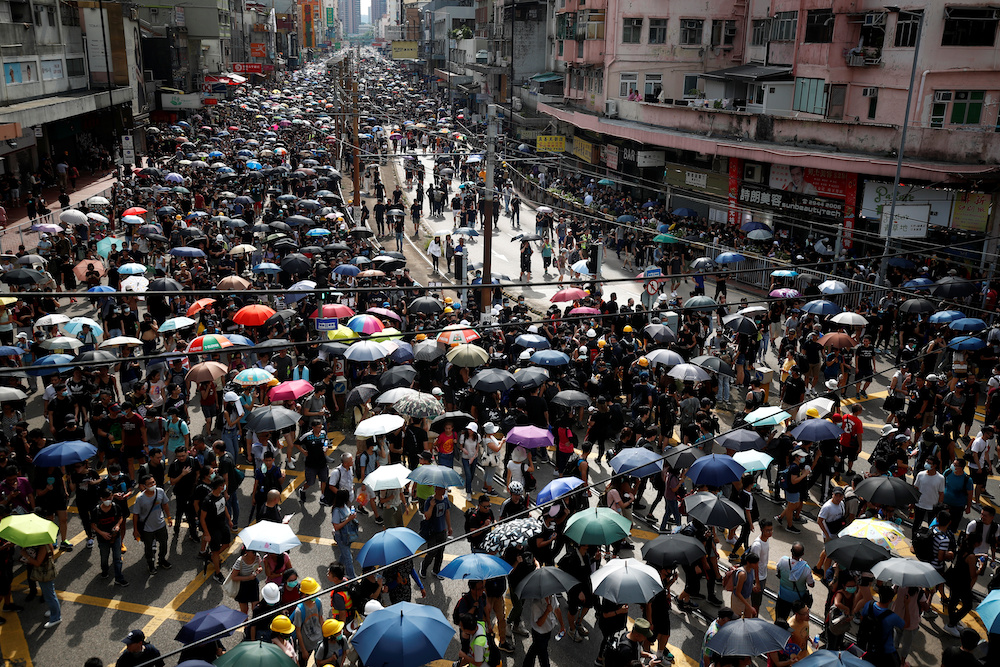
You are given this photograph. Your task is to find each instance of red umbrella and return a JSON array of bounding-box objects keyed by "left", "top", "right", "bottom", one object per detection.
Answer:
[
  {"left": 186, "top": 298, "right": 217, "bottom": 317},
  {"left": 310, "top": 304, "right": 355, "bottom": 319},
  {"left": 269, "top": 379, "right": 315, "bottom": 401},
  {"left": 233, "top": 304, "right": 276, "bottom": 326},
  {"left": 550, "top": 288, "right": 587, "bottom": 303},
  {"left": 123, "top": 207, "right": 147, "bottom": 216}
]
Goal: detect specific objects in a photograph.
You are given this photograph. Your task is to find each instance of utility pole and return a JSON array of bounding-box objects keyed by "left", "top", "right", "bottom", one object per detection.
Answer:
[
  {"left": 480, "top": 103, "right": 497, "bottom": 315},
  {"left": 351, "top": 56, "right": 361, "bottom": 207}
]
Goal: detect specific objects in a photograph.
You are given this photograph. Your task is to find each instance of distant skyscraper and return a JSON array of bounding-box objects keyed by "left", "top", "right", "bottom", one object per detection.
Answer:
[
  {"left": 371, "top": 0, "right": 386, "bottom": 22},
  {"left": 338, "top": 0, "right": 360, "bottom": 33}
]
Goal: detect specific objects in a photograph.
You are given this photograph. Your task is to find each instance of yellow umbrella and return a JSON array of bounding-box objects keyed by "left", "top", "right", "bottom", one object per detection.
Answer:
[
  {"left": 328, "top": 325, "right": 359, "bottom": 341},
  {"left": 371, "top": 327, "right": 403, "bottom": 342}
]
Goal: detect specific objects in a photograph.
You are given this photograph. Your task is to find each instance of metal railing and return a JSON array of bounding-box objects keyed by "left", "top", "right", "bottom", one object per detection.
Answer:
[{"left": 0, "top": 183, "right": 116, "bottom": 255}]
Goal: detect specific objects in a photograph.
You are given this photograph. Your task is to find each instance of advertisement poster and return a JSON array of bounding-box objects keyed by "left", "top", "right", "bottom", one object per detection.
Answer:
[
  {"left": 951, "top": 192, "right": 992, "bottom": 233},
  {"left": 41, "top": 60, "right": 63, "bottom": 81},
  {"left": 535, "top": 135, "right": 565, "bottom": 152},
  {"left": 4, "top": 62, "right": 35, "bottom": 85}
]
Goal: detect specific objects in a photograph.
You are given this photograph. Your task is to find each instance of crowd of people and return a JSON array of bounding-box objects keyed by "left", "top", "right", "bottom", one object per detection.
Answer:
[{"left": 0, "top": 49, "right": 998, "bottom": 667}]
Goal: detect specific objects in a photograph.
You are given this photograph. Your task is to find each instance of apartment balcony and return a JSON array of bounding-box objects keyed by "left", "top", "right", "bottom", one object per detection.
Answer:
[
  {"left": 844, "top": 47, "right": 882, "bottom": 67},
  {"left": 557, "top": 38, "right": 603, "bottom": 66}
]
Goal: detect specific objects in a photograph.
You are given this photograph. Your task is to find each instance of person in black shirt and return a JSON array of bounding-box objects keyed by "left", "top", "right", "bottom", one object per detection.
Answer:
[
  {"left": 166, "top": 446, "right": 201, "bottom": 541},
  {"left": 466, "top": 495, "right": 494, "bottom": 552},
  {"left": 115, "top": 629, "right": 164, "bottom": 667},
  {"left": 136, "top": 448, "right": 166, "bottom": 489},
  {"left": 91, "top": 487, "right": 128, "bottom": 586},
  {"left": 855, "top": 335, "right": 875, "bottom": 399},
  {"left": 296, "top": 419, "right": 330, "bottom": 504},
  {"left": 781, "top": 367, "right": 807, "bottom": 410},
  {"left": 200, "top": 478, "right": 232, "bottom": 582},
  {"left": 70, "top": 463, "right": 100, "bottom": 548}
]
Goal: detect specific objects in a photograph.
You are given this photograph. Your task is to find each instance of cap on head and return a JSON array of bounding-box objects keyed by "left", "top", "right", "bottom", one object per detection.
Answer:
[{"left": 122, "top": 629, "right": 145, "bottom": 645}]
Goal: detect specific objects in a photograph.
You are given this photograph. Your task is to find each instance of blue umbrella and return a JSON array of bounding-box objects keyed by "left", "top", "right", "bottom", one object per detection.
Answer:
[
  {"left": 536, "top": 477, "right": 585, "bottom": 505},
  {"left": 439, "top": 553, "right": 513, "bottom": 581},
  {"left": 949, "top": 335, "right": 986, "bottom": 351},
  {"left": 801, "top": 299, "right": 842, "bottom": 316},
  {"left": 929, "top": 310, "right": 965, "bottom": 324},
  {"left": 740, "top": 221, "right": 768, "bottom": 232},
  {"left": 306, "top": 228, "right": 332, "bottom": 237},
  {"left": 791, "top": 419, "right": 844, "bottom": 442},
  {"left": 407, "top": 464, "right": 464, "bottom": 488},
  {"left": 226, "top": 334, "right": 255, "bottom": 347},
  {"left": 245, "top": 161, "right": 262, "bottom": 170},
  {"left": 795, "top": 650, "right": 879, "bottom": 667},
  {"left": 28, "top": 354, "right": 74, "bottom": 377},
  {"left": 515, "top": 334, "right": 550, "bottom": 349},
  {"left": 389, "top": 341, "right": 414, "bottom": 363},
  {"left": 686, "top": 454, "right": 746, "bottom": 487},
  {"left": 949, "top": 317, "right": 987, "bottom": 332},
  {"left": 0, "top": 346, "right": 25, "bottom": 356},
  {"left": 169, "top": 246, "right": 207, "bottom": 258},
  {"left": 672, "top": 207, "right": 697, "bottom": 217},
  {"left": 617, "top": 215, "right": 637, "bottom": 223},
  {"left": 770, "top": 269, "right": 798, "bottom": 278},
  {"left": 351, "top": 602, "right": 455, "bottom": 667},
  {"left": 252, "top": 263, "right": 281, "bottom": 274},
  {"left": 334, "top": 264, "right": 361, "bottom": 277},
  {"left": 610, "top": 448, "right": 663, "bottom": 478},
  {"left": 657, "top": 224, "right": 671, "bottom": 232},
  {"left": 453, "top": 227, "right": 479, "bottom": 237},
  {"left": 530, "top": 350, "right": 570, "bottom": 367},
  {"left": 715, "top": 252, "right": 746, "bottom": 264},
  {"left": 642, "top": 201, "right": 658, "bottom": 208},
  {"left": 32, "top": 440, "right": 97, "bottom": 467},
  {"left": 975, "top": 589, "right": 1000, "bottom": 633},
  {"left": 903, "top": 278, "right": 934, "bottom": 289},
  {"left": 175, "top": 605, "right": 248, "bottom": 644},
  {"left": 87, "top": 285, "right": 116, "bottom": 294},
  {"left": 357, "top": 527, "right": 426, "bottom": 567}
]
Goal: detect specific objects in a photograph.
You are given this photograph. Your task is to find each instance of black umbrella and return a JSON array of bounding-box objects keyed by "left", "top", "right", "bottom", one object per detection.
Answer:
[
  {"left": 0, "top": 268, "right": 47, "bottom": 285},
  {"left": 409, "top": 296, "right": 444, "bottom": 314},
  {"left": 253, "top": 338, "right": 291, "bottom": 350},
  {"left": 429, "top": 411, "right": 474, "bottom": 432},
  {"left": 319, "top": 342, "right": 350, "bottom": 357},
  {"left": 270, "top": 221, "right": 292, "bottom": 232},
  {"left": 664, "top": 446, "right": 705, "bottom": 469},
  {"left": 245, "top": 406, "right": 302, "bottom": 432},
  {"left": 413, "top": 340, "right": 445, "bottom": 362},
  {"left": 146, "top": 234, "right": 168, "bottom": 243},
  {"left": 641, "top": 534, "right": 707, "bottom": 568},
  {"left": 286, "top": 215, "right": 313, "bottom": 226},
  {"left": 469, "top": 368, "right": 516, "bottom": 393},
  {"left": 691, "top": 256, "right": 716, "bottom": 271},
  {"left": 148, "top": 277, "right": 184, "bottom": 292},
  {"left": 643, "top": 324, "right": 676, "bottom": 344},
  {"left": 931, "top": 276, "right": 977, "bottom": 299},
  {"left": 77, "top": 350, "right": 118, "bottom": 364},
  {"left": 349, "top": 226, "right": 374, "bottom": 238},
  {"left": 513, "top": 566, "right": 580, "bottom": 600},
  {"left": 514, "top": 367, "right": 549, "bottom": 389},
  {"left": 345, "top": 383, "right": 379, "bottom": 410},
  {"left": 899, "top": 298, "right": 934, "bottom": 314},
  {"left": 326, "top": 243, "right": 352, "bottom": 253},
  {"left": 823, "top": 536, "right": 892, "bottom": 571},
  {"left": 853, "top": 476, "right": 919, "bottom": 507},
  {"left": 706, "top": 618, "right": 790, "bottom": 657},
  {"left": 714, "top": 429, "right": 765, "bottom": 452},
  {"left": 722, "top": 314, "right": 759, "bottom": 336},
  {"left": 551, "top": 390, "right": 591, "bottom": 408},
  {"left": 280, "top": 254, "right": 312, "bottom": 274},
  {"left": 381, "top": 251, "right": 406, "bottom": 260},
  {"left": 378, "top": 366, "right": 418, "bottom": 390},
  {"left": 372, "top": 257, "right": 405, "bottom": 271},
  {"left": 684, "top": 492, "right": 745, "bottom": 529},
  {"left": 263, "top": 310, "right": 296, "bottom": 329},
  {"left": 513, "top": 233, "right": 542, "bottom": 242},
  {"left": 691, "top": 355, "right": 736, "bottom": 378}
]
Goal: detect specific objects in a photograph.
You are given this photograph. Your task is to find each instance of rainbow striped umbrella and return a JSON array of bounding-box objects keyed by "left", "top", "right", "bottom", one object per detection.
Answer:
[
  {"left": 347, "top": 314, "right": 385, "bottom": 335},
  {"left": 187, "top": 334, "right": 234, "bottom": 353}
]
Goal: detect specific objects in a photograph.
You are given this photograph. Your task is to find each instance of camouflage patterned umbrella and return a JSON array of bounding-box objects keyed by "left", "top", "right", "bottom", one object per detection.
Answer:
[
  {"left": 481, "top": 518, "right": 544, "bottom": 554},
  {"left": 393, "top": 392, "right": 444, "bottom": 419}
]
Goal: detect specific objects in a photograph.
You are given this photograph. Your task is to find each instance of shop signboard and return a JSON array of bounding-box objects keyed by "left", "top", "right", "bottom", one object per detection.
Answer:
[{"left": 535, "top": 135, "right": 565, "bottom": 152}]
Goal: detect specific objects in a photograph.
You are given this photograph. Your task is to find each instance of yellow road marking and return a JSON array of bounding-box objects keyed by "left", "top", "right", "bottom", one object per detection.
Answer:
[{"left": 0, "top": 608, "right": 33, "bottom": 667}]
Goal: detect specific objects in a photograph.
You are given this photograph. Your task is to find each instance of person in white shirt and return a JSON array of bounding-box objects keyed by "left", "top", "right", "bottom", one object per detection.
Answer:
[
  {"left": 964, "top": 506, "right": 999, "bottom": 559},
  {"left": 749, "top": 519, "right": 772, "bottom": 614},
  {"left": 524, "top": 593, "right": 565, "bottom": 667},
  {"left": 816, "top": 488, "right": 847, "bottom": 573},
  {"left": 968, "top": 426, "right": 995, "bottom": 506},
  {"left": 912, "top": 456, "right": 946, "bottom": 534}
]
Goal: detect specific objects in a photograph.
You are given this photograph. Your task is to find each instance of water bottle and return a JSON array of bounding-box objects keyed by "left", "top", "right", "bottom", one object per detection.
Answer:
[
  {"left": 555, "top": 630, "right": 566, "bottom": 642},
  {"left": 811, "top": 635, "right": 821, "bottom": 650}
]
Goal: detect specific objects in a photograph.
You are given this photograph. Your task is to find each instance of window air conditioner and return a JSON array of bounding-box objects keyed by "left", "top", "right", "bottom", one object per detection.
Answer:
[
  {"left": 605, "top": 99, "right": 618, "bottom": 117},
  {"left": 934, "top": 91, "right": 953, "bottom": 102},
  {"left": 862, "top": 87, "right": 878, "bottom": 97}
]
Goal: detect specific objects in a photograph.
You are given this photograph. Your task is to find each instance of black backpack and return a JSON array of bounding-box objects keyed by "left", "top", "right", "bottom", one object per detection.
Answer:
[
  {"left": 856, "top": 603, "right": 893, "bottom": 655},
  {"left": 604, "top": 632, "right": 639, "bottom": 667}
]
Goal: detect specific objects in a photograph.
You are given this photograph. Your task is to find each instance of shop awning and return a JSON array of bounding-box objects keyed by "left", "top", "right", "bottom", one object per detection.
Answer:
[
  {"left": 530, "top": 72, "right": 565, "bottom": 83},
  {"left": 700, "top": 65, "right": 792, "bottom": 82},
  {"left": 0, "top": 87, "right": 133, "bottom": 128}
]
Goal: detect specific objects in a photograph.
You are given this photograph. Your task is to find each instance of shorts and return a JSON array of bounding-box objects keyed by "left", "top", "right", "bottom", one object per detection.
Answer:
[
  {"left": 305, "top": 466, "right": 330, "bottom": 486},
  {"left": 566, "top": 588, "right": 594, "bottom": 614},
  {"left": 202, "top": 404, "right": 219, "bottom": 419},
  {"left": 650, "top": 612, "right": 671, "bottom": 637},
  {"left": 843, "top": 446, "right": 860, "bottom": 463},
  {"left": 209, "top": 528, "right": 231, "bottom": 553},
  {"left": 123, "top": 446, "right": 144, "bottom": 462},
  {"left": 809, "top": 363, "right": 821, "bottom": 378},
  {"left": 970, "top": 468, "right": 988, "bottom": 485},
  {"left": 786, "top": 491, "right": 800, "bottom": 503}
]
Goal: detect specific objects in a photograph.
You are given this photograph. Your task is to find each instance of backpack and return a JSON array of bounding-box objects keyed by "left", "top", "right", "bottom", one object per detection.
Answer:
[
  {"left": 960, "top": 520, "right": 1000, "bottom": 552},
  {"left": 521, "top": 462, "right": 537, "bottom": 492},
  {"left": 562, "top": 453, "right": 582, "bottom": 478},
  {"left": 776, "top": 467, "right": 791, "bottom": 491},
  {"left": 463, "top": 507, "right": 477, "bottom": 535},
  {"left": 604, "top": 632, "right": 640, "bottom": 667},
  {"left": 293, "top": 600, "right": 324, "bottom": 649},
  {"left": 856, "top": 602, "right": 893, "bottom": 655},
  {"left": 722, "top": 567, "right": 737, "bottom": 592}
]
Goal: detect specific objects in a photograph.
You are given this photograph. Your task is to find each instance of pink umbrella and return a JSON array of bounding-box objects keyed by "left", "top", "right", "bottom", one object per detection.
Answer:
[
  {"left": 367, "top": 307, "right": 402, "bottom": 322},
  {"left": 347, "top": 314, "right": 385, "bottom": 335},
  {"left": 311, "top": 304, "right": 355, "bottom": 319},
  {"left": 570, "top": 307, "right": 601, "bottom": 315},
  {"left": 269, "top": 379, "right": 315, "bottom": 401},
  {"left": 507, "top": 425, "right": 555, "bottom": 449},
  {"left": 770, "top": 288, "right": 801, "bottom": 298},
  {"left": 550, "top": 288, "right": 587, "bottom": 302}
]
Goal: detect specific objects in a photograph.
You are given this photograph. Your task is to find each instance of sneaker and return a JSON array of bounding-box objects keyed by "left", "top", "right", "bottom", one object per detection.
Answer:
[
  {"left": 43, "top": 619, "right": 61, "bottom": 629},
  {"left": 2, "top": 604, "right": 23, "bottom": 612},
  {"left": 114, "top": 578, "right": 130, "bottom": 587},
  {"left": 795, "top": 515, "right": 808, "bottom": 524},
  {"left": 213, "top": 572, "right": 226, "bottom": 584},
  {"left": 498, "top": 640, "right": 515, "bottom": 653},
  {"left": 357, "top": 506, "right": 370, "bottom": 515},
  {"left": 944, "top": 624, "right": 961, "bottom": 637},
  {"left": 786, "top": 525, "right": 802, "bottom": 534},
  {"left": 576, "top": 625, "right": 590, "bottom": 637},
  {"left": 298, "top": 488, "right": 307, "bottom": 503},
  {"left": 99, "top": 570, "right": 110, "bottom": 579},
  {"left": 665, "top": 652, "right": 676, "bottom": 662},
  {"left": 44, "top": 610, "right": 51, "bottom": 618},
  {"left": 59, "top": 540, "right": 73, "bottom": 552},
  {"left": 708, "top": 597, "right": 724, "bottom": 606},
  {"left": 159, "top": 560, "right": 173, "bottom": 570},
  {"left": 983, "top": 491, "right": 995, "bottom": 499},
  {"left": 86, "top": 538, "right": 95, "bottom": 549},
  {"left": 922, "top": 610, "right": 938, "bottom": 620},
  {"left": 513, "top": 626, "right": 529, "bottom": 637},
  {"left": 374, "top": 516, "right": 384, "bottom": 525},
  {"left": 147, "top": 562, "right": 157, "bottom": 574},
  {"left": 570, "top": 630, "right": 583, "bottom": 643}
]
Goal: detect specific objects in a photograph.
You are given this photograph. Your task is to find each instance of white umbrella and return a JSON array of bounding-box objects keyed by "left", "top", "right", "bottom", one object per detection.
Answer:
[
  {"left": 87, "top": 212, "right": 109, "bottom": 224},
  {"left": 363, "top": 463, "right": 413, "bottom": 491},
  {"left": 87, "top": 195, "right": 110, "bottom": 206},
  {"left": 237, "top": 521, "right": 301, "bottom": 554},
  {"left": 831, "top": 311, "right": 868, "bottom": 326},
  {"left": 230, "top": 244, "right": 258, "bottom": 256},
  {"left": 34, "top": 313, "right": 70, "bottom": 328},
  {"left": 796, "top": 397, "right": 836, "bottom": 422},
  {"left": 121, "top": 275, "right": 149, "bottom": 292},
  {"left": 376, "top": 387, "right": 419, "bottom": 404},
  {"left": 355, "top": 414, "right": 406, "bottom": 438},
  {"left": 818, "top": 280, "right": 848, "bottom": 295},
  {"left": 343, "top": 339, "right": 390, "bottom": 362},
  {"left": 40, "top": 336, "right": 83, "bottom": 350},
  {"left": 59, "top": 209, "right": 88, "bottom": 226},
  {"left": 737, "top": 305, "right": 769, "bottom": 316},
  {"left": 590, "top": 558, "right": 664, "bottom": 603},
  {"left": 101, "top": 336, "right": 143, "bottom": 348},
  {"left": 667, "top": 363, "right": 711, "bottom": 382}
]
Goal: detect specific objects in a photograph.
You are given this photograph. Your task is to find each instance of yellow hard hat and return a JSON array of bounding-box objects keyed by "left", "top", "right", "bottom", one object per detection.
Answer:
[
  {"left": 270, "top": 615, "right": 296, "bottom": 634},
  {"left": 323, "top": 618, "right": 345, "bottom": 637},
  {"left": 299, "top": 577, "right": 320, "bottom": 595},
  {"left": 415, "top": 333, "right": 427, "bottom": 342},
  {"left": 623, "top": 325, "right": 633, "bottom": 333},
  {"left": 637, "top": 356, "right": 650, "bottom": 367},
  {"left": 806, "top": 407, "right": 820, "bottom": 418},
  {"left": 597, "top": 340, "right": 607, "bottom": 348},
  {"left": 444, "top": 306, "right": 454, "bottom": 313},
  {"left": 444, "top": 297, "right": 453, "bottom": 304}
]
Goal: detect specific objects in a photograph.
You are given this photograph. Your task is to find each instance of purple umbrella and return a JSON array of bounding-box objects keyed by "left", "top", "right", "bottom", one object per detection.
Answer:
[
  {"left": 506, "top": 425, "right": 554, "bottom": 449},
  {"left": 770, "top": 288, "right": 800, "bottom": 298}
]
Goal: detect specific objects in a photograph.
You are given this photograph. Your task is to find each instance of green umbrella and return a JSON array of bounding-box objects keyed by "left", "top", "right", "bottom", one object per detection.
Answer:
[
  {"left": 653, "top": 233, "right": 682, "bottom": 244},
  {"left": 0, "top": 513, "right": 59, "bottom": 547},
  {"left": 171, "top": 186, "right": 191, "bottom": 194},
  {"left": 214, "top": 641, "right": 296, "bottom": 667},
  {"left": 563, "top": 507, "right": 632, "bottom": 545},
  {"left": 96, "top": 235, "right": 128, "bottom": 259}
]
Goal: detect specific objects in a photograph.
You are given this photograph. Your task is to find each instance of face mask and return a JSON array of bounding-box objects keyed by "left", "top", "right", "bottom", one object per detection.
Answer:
[
  {"left": 953, "top": 464, "right": 961, "bottom": 474},
  {"left": 287, "top": 580, "right": 299, "bottom": 588},
  {"left": 109, "top": 475, "right": 119, "bottom": 481},
  {"left": 46, "top": 477, "right": 55, "bottom": 485},
  {"left": 924, "top": 462, "right": 932, "bottom": 470},
  {"left": 102, "top": 499, "right": 113, "bottom": 507},
  {"left": 845, "top": 586, "right": 857, "bottom": 594}
]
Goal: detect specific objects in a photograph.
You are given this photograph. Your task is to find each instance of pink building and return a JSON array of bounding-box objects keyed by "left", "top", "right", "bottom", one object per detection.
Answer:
[{"left": 537, "top": 0, "right": 1000, "bottom": 260}]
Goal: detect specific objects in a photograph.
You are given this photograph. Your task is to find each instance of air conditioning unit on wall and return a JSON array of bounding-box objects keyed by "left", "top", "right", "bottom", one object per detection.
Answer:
[
  {"left": 605, "top": 99, "right": 618, "bottom": 117},
  {"left": 743, "top": 163, "right": 764, "bottom": 183}
]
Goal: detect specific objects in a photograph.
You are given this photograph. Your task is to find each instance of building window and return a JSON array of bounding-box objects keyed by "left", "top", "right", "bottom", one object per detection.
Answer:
[
  {"left": 867, "top": 94, "right": 878, "bottom": 120},
  {"left": 751, "top": 19, "right": 771, "bottom": 45},
  {"left": 649, "top": 18, "right": 667, "bottom": 44},
  {"left": 577, "top": 39, "right": 583, "bottom": 57},
  {"left": 770, "top": 11, "right": 797, "bottom": 41},
  {"left": 46, "top": 5, "right": 55, "bottom": 25},
  {"left": 942, "top": 7, "right": 998, "bottom": 46},
  {"left": 66, "top": 58, "right": 85, "bottom": 77},
  {"left": 596, "top": 70, "right": 603, "bottom": 94},
  {"left": 644, "top": 73, "right": 662, "bottom": 97},
  {"left": 748, "top": 84, "right": 765, "bottom": 105},
  {"left": 33, "top": 4, "right": 42, "bottom": 25},
  {"left": 683, "top": 73, "right": 700, "bottom": 97},
  {"left": 9, "top": 0, "right": 29, "bottom": 23},
  {"left": 792, "top": 76, "right": 826, "bottom": 114},
  {"left": 558, "top": 40, "right": 564, "bottom": 56},
  {"left": 950, "top": 90, "right": 985, "bottom": 124},
  {"left": 619, "top": 72, "right": 638, "bottom": 97},
  {"left": 711, "top": 20, "right": 737, "bottom": 46},
  {"left": 680, "top": 19, "right": 704, "bottom": 45},
  {"left": 894, "top": 10, "right": 922, "bottom": 47},
  {"left": 581, "top": 10, "right": 605, "bottom": 39},
  {"left": 804, "top": 9, "right": 834, "bottom": 42},
  {"left": 622, "top": 17, "right": 642, "bottom": 43}
]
